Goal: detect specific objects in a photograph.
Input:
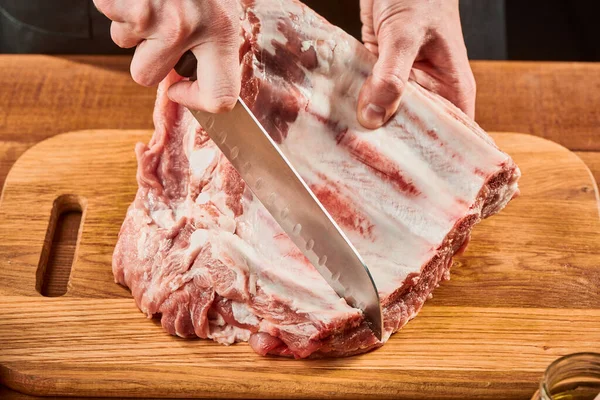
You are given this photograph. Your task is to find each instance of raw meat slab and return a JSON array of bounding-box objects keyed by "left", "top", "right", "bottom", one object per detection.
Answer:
[{"left": 111, "top": 0, "right": 519, "bottom": 358}]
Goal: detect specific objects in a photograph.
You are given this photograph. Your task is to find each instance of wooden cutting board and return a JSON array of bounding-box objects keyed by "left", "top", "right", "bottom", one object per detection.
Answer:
[{"left": 0, "top": 130, "right": 598, "bottom": 400}]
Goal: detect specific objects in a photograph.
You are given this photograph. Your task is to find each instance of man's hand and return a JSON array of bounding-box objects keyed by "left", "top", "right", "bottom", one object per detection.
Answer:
[
  {"left": 93, "top": 0, "right": 241, "bottom": 113},
  {"left": 358, "top": 0, "right": 476, "bottom": 129}
]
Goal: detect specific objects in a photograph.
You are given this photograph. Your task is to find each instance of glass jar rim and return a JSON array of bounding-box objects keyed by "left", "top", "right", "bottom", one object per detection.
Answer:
[{"left": 541, "top": 352, "right": 600, "bottom": 399}]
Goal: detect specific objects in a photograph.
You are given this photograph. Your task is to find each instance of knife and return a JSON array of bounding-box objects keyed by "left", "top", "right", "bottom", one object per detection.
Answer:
[{"left": 174, "top": 51, "right": 383, "bottom": 340}]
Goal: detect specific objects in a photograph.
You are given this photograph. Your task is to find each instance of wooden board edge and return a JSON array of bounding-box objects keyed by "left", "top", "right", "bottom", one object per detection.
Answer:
[
  {"left": 0, "top": 362, "right": 544, "bottom": 399},
  {"left": 490, "top": 131, "right": 600, "bottom": 216},
  {"left": 1, "top": 304, "right": 598, "bottom": 398},
  {"left": 0, "top": 130, "right": 153, "bottom": 206}
]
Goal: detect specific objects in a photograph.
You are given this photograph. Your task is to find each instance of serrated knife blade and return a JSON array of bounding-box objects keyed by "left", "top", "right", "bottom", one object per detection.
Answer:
[{"left": 175, "top": 52, "right": 383, "bottom": 340}]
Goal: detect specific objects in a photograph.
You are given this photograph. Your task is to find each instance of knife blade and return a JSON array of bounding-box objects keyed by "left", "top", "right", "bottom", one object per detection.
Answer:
[{"left": 175, "top": 51, "right": 383, "bottom": 340}]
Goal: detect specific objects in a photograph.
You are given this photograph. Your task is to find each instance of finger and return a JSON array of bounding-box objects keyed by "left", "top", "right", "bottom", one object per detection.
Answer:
[
  {"left": 93, "top": 0, "right": 126, "bottom": 22},
  {"left": 129, "top": 39, "right": 184, "bottom": 87},
  {"left": 444, "top": 7, "right": 477, "bottom": 119},
  {"left": 93, "top": 0, "right": 153, "bottom": 33},
  {"left": 357, "top": 20, "right": 421, "bottom": 129},
  {"left": 412, "top": 36, "right": 476, "bottom": 119},
  {"left": 359, "top": 0, "right": 377, "bottom": 52},
  {"left": 438, "top": 43, "right": 476, "bottom": 119},
  {"left": 168, "top": 41, "right": 241, "bottom": 113},
  {"left": 364, "top": 42, "right": 379, "bottom": 55},
  {"left": 437, "top": 62, "right": 476, "bottom": 119},
  {"left": 110, "top": 22, "right": 142, "bottom": 49}
]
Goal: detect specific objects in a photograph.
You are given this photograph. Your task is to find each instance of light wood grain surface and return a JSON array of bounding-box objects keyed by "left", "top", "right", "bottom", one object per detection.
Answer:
[
  {"left": 471, "top": 61, "right": 600, "bottom": 151},
  {"left": 0, "top": 56, "right": 599, "bottom": 399},
  {"left": 0, "top": 130, "right": 598, "bottom": 399},
  {"left": 578, "top": 152, "right": 600, "bottom": 194},
  {"left": 1, "top": 56, "right": 599, "bottom": 189}
]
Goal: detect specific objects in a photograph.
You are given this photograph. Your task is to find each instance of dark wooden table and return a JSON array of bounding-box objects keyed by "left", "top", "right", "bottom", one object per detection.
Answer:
[{"left": 0, "top": 55, "right": 599, "bottom": 399}]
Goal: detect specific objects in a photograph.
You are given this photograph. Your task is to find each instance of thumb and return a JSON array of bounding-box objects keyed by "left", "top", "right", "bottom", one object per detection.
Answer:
[
  {"left": 357, "top": 23, "right": 420, "bottom": 129},
  {"left": 168, "top": 40, "right": 240, "bottom": 113}
]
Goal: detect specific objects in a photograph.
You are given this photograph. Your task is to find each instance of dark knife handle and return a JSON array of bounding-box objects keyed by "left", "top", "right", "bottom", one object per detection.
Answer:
[{"left": 174, "top": 50, "right": 198, "bottom": 81}]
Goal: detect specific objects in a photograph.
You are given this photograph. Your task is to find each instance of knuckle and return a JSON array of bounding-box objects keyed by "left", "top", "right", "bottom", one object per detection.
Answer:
[
  {"left": 110, "top": 26, "right": 127, "bottom": 48},
  {"left": 130, "top": 67, "right": 153, "bottom": 87},
  {"left": 162, "top": 5, "right": 198, "bottom": 46},
  {"left": 375, "top": 2, "right": 404, "bottom": 30},
  {"left": 163, "top": 22, "right": 193, "bottom": 47},
  {"left": 448, "top": 68, "right": 477, "bottom": 105},
  {"left": 376, "top": 3, "right": 421, "bottom": 35},
  {"left": 112, "top": 37, "right": 127, "bottom": 48},
  {"left": 201, "top": 78, "right": 239, "bottom": 113},
  {"left": 375, "top": 5, "right": 425, "bottom": 52},
  {"left": 382, "top": 25, "right": 421, "bottom": 53},
  {"left": 375, "top": 72, "right": 405, "bottom": 96},
  {"left": 130, "top": 4, "right": 152, "bottom": 34},
  {"left": 205, "top": 0, "right": 239, "bottom": 38},
  {"left": 92, "top": 0, "right": 110, "bottom": 13},
  {"left": 452, "top": 70, "right": 477, "bottom": 115},
  {"left": 213, "top": 0, "right": 239, "bottom": 28},
  {"left": 131, "top": 26, "right": 145, "bottom": 39},
  {"left": 210, "top": 93, "right": 238, "bottom": 113},
  {"left": 211, "top": 15, "right": 238, "bottom": 41}
]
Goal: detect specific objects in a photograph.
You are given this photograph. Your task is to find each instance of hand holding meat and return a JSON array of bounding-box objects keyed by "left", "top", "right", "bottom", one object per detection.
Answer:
[
  {"left": 93, "top": 0, "right": 241, "bottom": 113},
  {"left": 358, "top": 0, "right": 476, "bottom": 129}
]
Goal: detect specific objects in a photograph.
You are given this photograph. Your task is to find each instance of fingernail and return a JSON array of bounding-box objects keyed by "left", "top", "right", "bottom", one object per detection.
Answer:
[{"left": 362, "top": 103, "right": 386, "bottom": 127}]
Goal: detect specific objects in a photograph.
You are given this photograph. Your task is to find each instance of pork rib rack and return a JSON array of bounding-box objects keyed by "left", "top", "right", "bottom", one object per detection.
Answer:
[{"left": 113, "top": 0, "right": 520, "bottom": 358}]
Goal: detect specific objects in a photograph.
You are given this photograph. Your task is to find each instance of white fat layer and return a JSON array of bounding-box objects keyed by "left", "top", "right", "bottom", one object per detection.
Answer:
[
  {"left": 150, "top": 202, "right": 188, "bottom": 229},
  {"left": 300, "top": 40, "right": 312, "bottom": 52},
  {"left": 190, "top": 229, "right": 209, "bottom": 248},
  {"left": 196, "top": 192, "right": 210, "bottom": 204},
  {"left": 150, "top": 209, "right": 175, "bottom": 229},
  {"left": 136, "top": 230, "right": 148, "bottom": 260},
  {"left": 231, "top": 301, "right": 260, "bottom": 326},
  {"left": 189, "top": 147, "right": 216, "bottom": 178},
  {"left": 209, "top": 324, "right": 252, "bottom": 345}
]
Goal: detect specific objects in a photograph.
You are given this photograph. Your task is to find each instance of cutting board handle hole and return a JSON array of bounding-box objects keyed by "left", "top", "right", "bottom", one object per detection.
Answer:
[{"left": 36, "top": 194, "right": 87, "bottom": 297}]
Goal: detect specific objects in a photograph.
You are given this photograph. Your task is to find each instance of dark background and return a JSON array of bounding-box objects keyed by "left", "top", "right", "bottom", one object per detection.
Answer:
[
  {"left": 303, "top": 0, "right": 600, "bottom": 61},
  {"left": 0, "top": 0, "right": 599, "bottom": 61}
]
